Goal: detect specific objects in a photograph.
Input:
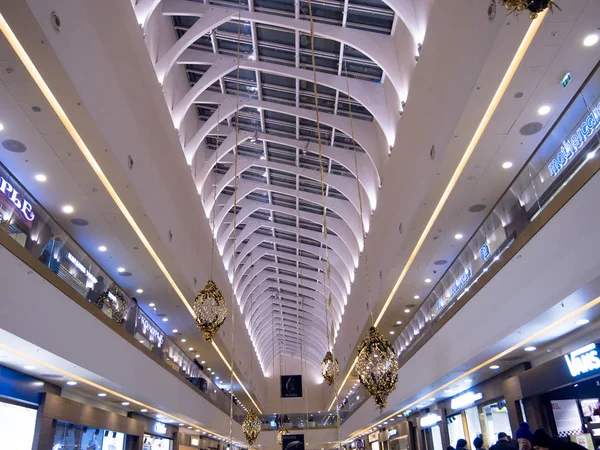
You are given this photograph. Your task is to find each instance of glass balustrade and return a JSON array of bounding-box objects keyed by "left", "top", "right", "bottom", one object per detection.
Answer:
[{"left": 0, "top": 162, "right": 245, "bottom": 423}]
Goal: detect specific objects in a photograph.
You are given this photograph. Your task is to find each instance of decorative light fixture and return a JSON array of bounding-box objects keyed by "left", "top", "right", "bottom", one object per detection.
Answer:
[
  {"left": 498, "top": 0, "right": 561, "bottom": 20},
  {"left": 193, "top": 280, "right": 227, "bottom": 342},
  {"left": 321, "top": 351, "right": 340, "bottom": 385},
  {"left": 242, "top": 410, "right": 261, "bottom": 445},
  {"left": 92, "top": 284, "right": 128, "bottom": 325},
  {"left": 277, "top": 425, "right": 289, "bottom": 445},
  {"left": 356, "top": 326, "right": 399, "bottom": 408}
]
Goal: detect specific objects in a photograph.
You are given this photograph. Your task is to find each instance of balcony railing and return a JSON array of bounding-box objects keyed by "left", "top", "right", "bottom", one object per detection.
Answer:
[
  {"left": 0, "top": 162, "right": 245, "bottom": 423},
  {"left": 259, "top": 412, "right": 339, "bottom": 430}
]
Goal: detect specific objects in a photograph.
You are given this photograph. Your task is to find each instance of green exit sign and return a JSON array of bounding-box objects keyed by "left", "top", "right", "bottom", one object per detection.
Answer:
[{"left": 561, "top": 72, "right": 571, "bottom": 88}]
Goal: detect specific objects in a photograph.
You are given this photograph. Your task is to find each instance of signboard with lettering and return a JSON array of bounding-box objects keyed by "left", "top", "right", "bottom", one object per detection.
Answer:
[
  {"left": 479, "top": 244, "right": 490, "bottom": 261},
  {"left": 564, "top": 343, "right": 600, "bottom": 377},
  {"left": 281, "top": 375, "right": 302, "bottom": 398},
  {"left": 419, "top": 413, "right": 441, "bottom": 428},
  {"left": 138, "top": 312, "right": 165, "bottom": 348},
  {"left": 0, "top": 175, "right": 35, "bottom": 226},
  {"left": 153, "top": 422, "right": 167, "bottom": 435},
  {"left": 282, "top": 434, "right": 304, "bottom": 450},
  {"left": 451, "top": 392, "right": 483, "bottom": 410}
]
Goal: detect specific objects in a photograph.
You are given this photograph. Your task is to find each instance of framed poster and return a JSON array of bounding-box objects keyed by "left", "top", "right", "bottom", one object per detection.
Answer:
[
  {"left": 282, "top": 434, "right": 304, "bottom": 450},
  {"left": 281, "top": 375, "right": 302, "bottom": 398}
]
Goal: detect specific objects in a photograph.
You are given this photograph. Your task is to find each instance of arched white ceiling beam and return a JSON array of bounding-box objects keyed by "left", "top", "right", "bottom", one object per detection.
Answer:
[
  {"left": 255, "top": 325, "right": 328, "bottom": 365},
  {"left": 208, "top": 155, "right": 372, "bottom": 217},
  {"left": 238, "top": 268, "right": 346, "bottom": 316},
  {"left": 258, "top": 335, "right": 326, "bottom": 368},
  {"left": 228, "top": 219, "right": 356, "bottom": 286},
  {"left": 173, "top": 50, "right": 391, "bottom": 141},
  {"left": 216, "top": 198, "right": 362, "bottom": 257},
  {"left": 134, "top": 0, "right": 162, "bottom": 28},
  {"left": 214, "top": 180, "right": 366, "bottom": 243},
  {"left": 194, "top": 129, "right": 378, "bottom": 210},
  {"left": 236, "top": 247, "right": 350, "bottom": 294},
  {"left": 161, "top": 0, "right": 409, "bottom": 104},
  {"left": 234, "top": 259, "right": 347, "bottom": 310},
  {"left": 184, "top": 92, "right": 381, "bottom": 177},
  {"left": 225, "top": 234, "right": 354, "bottom": 285},
  {"left": 239, "top": 274, "right": 343, "bottom": 324}
]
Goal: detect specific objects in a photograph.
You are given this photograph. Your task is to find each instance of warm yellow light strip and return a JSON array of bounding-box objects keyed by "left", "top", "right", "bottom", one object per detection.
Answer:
[
  {"left": 0, "top": 343, "right": 246, "bottom": 446},
  {"left": 0, "top": 13, "right": 262, "bottom": 414},
  {"left": 328, "top": 12, "right": 547, "bottom": 412},
  {"left": 346, "top": 295, "right": 600, "bottom": 441}
]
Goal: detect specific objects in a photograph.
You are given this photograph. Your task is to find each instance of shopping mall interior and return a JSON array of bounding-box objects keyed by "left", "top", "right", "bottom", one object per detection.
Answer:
[{"left": 1, "top": 0, "right": 600, "bottom": 449}]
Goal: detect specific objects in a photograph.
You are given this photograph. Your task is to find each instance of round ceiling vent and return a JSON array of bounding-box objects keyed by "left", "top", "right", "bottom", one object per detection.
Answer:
[
  {"left": 156, "top": 313, "right": 167, "bottom": 317},
  {"left": 70, "top": 218, "right": 89, "bottom": 226},
  {"left": 119, "top": 271, "right": 132, "bottom": 277},
  {"left": 31, "top": 106, "right": 41, "bottom": 112},
  {"left": 40, "top": 374, "right": 63, "bottom": 379},
  {"left": 406, "top": 304, "right": 416, "bottom": 308},
  {"left": 433, "top": 259, "right": 447, "bottom": 266},
  {"left": 514, "top": 92, "right": 524, "bottom": 99},
  {"left": 520, "top": 122, "right": 543, "bottom": 136},
  {"left": 468, "top": 204, "right": 486, "bottom": 213},
  {"left": 2, "top": 139, "right": 27, "bottom": 153}
]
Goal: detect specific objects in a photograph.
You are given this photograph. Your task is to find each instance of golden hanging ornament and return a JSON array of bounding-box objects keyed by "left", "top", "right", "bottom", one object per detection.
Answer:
[
  {"left": 356, "top": 326, "right": 399, "bottom": 409},
  {"left": 242, "top": 409, "right": 261, "bottom": 445},
  {"left": 193, "top": 280, "right": 227, "bottom": 341},
  {"left": 277, "top": 425, "right": 289, "bottom": 445},
  {"left": 93, "top": 284, "right": 128, "bottom": 325},
  {"left": 321, "top": 351, "right": 340, "bottom": 386},
  {"left": 497, "top": 0, "right": 561, "bottom": 19}
]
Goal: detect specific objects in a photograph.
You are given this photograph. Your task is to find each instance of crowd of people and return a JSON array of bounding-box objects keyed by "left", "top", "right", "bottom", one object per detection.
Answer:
[{"left": 445, "top": 422, "right": 587, "bottom": 450}]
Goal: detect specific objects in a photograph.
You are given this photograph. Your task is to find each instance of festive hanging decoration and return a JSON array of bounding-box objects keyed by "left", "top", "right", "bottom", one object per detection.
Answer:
[
  {"left": 321, "top": 351, "right": 340, "bottom": 386},
  {"left": 498, "top": 0, "right": 561, "bottom": 19},
  {"left": 242, "top": 409, "right": 261, "bottom": 445},
  {"left": 193, "top": 280, "right": 227, "bottom": 341},
  {"left": 93, "top": 284, "right": 128, "bottom": 325},
  {"left": 356, "top": 326, "right": 399, "bottom": 409},
  {"left": 277, "top": 425, "right": 289, "bottom": 446}
]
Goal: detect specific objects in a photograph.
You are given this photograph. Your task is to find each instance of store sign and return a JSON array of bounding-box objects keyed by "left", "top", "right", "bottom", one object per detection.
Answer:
[
  {"left": 0, "top": 176, "right": 35, "bottom": 222},
  {"left": 388, "top": 429, "right": 398, "bottom": 438},
  {"left": 368, "top": 432, "right": 379, "bottom": 443},
  {"left": 139, "top": 313, "right": 165, "bottom": 347},
  {"left": 67, "top": 253, "right": 98, "bottom": 285},
  {"left": 561, "top": 72, "right": 572, "bottom": 89},
  {"left": 479, "top": 244, "right": 490, "bottom": 261},
  {"left": 449, "top": 269, "right": 472, "bottom": 298},
  {"left": 564, "top": 343, "right": 600, "bottom": 377},
  {"left": 548, "top": 103, "right": 600, "bottom": 177},
  {"left": 153, "top": 422, "right": 167, "bottom": 434},
  {"left": 419, "top": 413, "right": 441, "bottom": 428},
  {"left": 451, "top": 392, "right": 483, "bottom": 410},
  {"left": 191, "top": 438, "right": 200, "bottom": 446}
]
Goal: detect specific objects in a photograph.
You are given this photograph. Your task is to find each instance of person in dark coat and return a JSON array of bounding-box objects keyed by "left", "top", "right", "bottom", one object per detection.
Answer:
[
  {"left": 531, "top": 429, "right": 587, "bottom": 450},
  {"left": 490, "top": 432, "right": 517, "bottom": 450},
  {"left": 474, "top": 437, "right": 485, "bottom": 450},
  {"left": 516, "top": 422, "right": 534, "bottom": 450},
  {"left": 457, "top": 439, "right": 469, "bottom": 450}
]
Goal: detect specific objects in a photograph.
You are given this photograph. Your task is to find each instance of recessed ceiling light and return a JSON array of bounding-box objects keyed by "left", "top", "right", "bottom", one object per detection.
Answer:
[
  {"left": 463, "top": 378, "right": 472, "bottom": 383},
  {"left": 162, "top": 318, "right": 168, "bottom": 322},
  {"left": 188, "top": 347, "right": 194, "bottom": 351},
  {"left": 121, "top": 402, "right": 130, "bottom": 406},
  {"left": 118, "top": 267, "right": 126, "bottom": 273},
  {"left": 502, "top": 161, "right": 513, "bottom": 169},
  {"left": 583, "top": 34, "right": 599, "bottom": 47},
  {"left": 179, "top": 423, "right": 184, "bottom": 426},
  {"left": 537, "top": 105, "right": 551, "bottom": 116},
  {"left": 0, "top": 123, "right": 4, "bottom": 131},
  {"left": 149, "top": 303, "right": 155, "bottom": 307},
  {"left": 428, "top": 397, "right": 435, "bottom": 401},
  {"left": 181, "top": 339, "right": 186, "bottom": 343},
  {"left": 98, "top": 245, "right": 107, "bottom": 252},
  {"left": 35, "top": 174, "right": 47, "bottom": 182},
  {"left": 136, "top": 289, "right": 144, "bottom": 294},
  {"left": 32, "top": 381, "right": 45, "bottom": 387},
  {"left": 62, "top": 205, "right": 74, "bottom": 214},
  {"left": 454, "top": 233, "right": 463, "bottom": 240},
  {"left": 424, "top": 278, "right": 432, "bottom": 283},
  {"left": 489, "top": 364, "right": 500, "bottom": 370},
  {"left": 140, "top": 408, "right": 148, "bottom": 413},
  {"left": 396, "top": 321, "right": 402, "bottom": 325},
  {"left": 389, "top": 331, "right": 395, "bottom": 335},
  {"left": 524, "top": 346, "right": 536, "bottom": 352},
  {"left": 195, "top": 354, "right": 200, "bottom": 358},
  {"left": 98, "top": 393, "right": 107, "bottom": 397},
  {"left": 66, "top": 381, "right": 77, "bottom": 386},
  {"left": 201, "top": 360, "right": 206, "bottom": 364},
  {"left": 24, "top": 365, "right": 35, "bottom": 370},
  {"left": 188, "top": 426, "right": 193, "bottom": 430},
  {"left": 575, "top": 319, "right": 590, "bottom": 326},
  {"left": 172, "top": 329, "right": 178, "bottom": 333},
  {"left": 413, "top": 295, "right": 420, "bottom": 299},
  {"left": 404, "top": 308, "right": 410, "bottom": 313}
]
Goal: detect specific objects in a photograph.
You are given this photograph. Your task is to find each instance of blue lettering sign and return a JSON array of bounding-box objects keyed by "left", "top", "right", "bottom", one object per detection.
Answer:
[
  {"left": 548, "top": 104, "right": 600, "bottom": 177},
  {"left": 479, "top": 244, "right": 490, "bottom": 261},
  {"left": 449, "top": 269, "right": 472, "bottom": 298}
]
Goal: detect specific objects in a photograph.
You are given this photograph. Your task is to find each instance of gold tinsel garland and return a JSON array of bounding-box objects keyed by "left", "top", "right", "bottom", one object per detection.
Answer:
[
  {"left": 193, "top": 280, "right": 227, "bottom": 342},
  {"left": 93, "top": 284, "right": 128, "bottom": 325},
  {"left": 242, "top": 409, "right": 261, "bottom": 445},
  {"left": 498, "top": 0, "right": 561, "bottom": 19},
  {"left": 356, "top": 326, "right": 399, "bottom": 409},
  {"left": 277, "top": 425, "right": 289, "bottom": 445},
  {"left": 321, "top": 351, "right": 339, "bottom": 386}
]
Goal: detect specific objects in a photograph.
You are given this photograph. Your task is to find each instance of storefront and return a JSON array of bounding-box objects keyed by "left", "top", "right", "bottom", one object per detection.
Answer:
[
  {"left": 418, "top": 411, "right": 444, "bottom": 450},
  {"left": 386, "top": 418, "right": 414, "bottom": 450},
  {"left": 505, "top": 341, "right": 600, "bottom": 450},
  {"left": 129, "top": 413, "right": 179, "bottom": 450}
]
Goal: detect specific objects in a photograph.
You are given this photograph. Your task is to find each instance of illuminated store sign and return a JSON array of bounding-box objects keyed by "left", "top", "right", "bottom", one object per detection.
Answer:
[
  {"left": 139, "top": 314, "right": 165, "bottom": 348},
  {"left": 451, "top": 392, "right": 483, "bottom": 410},
  {"left": 548, "top": 103, "right": 600, "bottom": 177},
  {"left": 449, "top": 269, "right": 472, "bottom": 298},
  {"left": 388, "top": 429, "right": 398, "bottom": 438},
  {"left": 479, "top": 244, "right": 490, "bottom": 261},
  {"left": 153, "top": 422, "right": 167, "bottom": 434},
  {"left": 419, "top": 413, "right": 441, "bottom": 428},
  {"left": 0, "top": 176, "right": 35, "bottom": 222},
  {"left": 67, "top": 253, "right": 98, "bottom": 285},
  {"left": 565, "top": 343, "right": 600, "bottom": 377}
]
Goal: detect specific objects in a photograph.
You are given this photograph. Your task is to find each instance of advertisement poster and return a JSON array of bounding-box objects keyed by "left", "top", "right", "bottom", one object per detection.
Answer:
[
  {"left": 282, "top": 434, "right": 304, "bottom": 450},
  {"left": 281, "top": 375, "right": 302, "bottom": 398}
]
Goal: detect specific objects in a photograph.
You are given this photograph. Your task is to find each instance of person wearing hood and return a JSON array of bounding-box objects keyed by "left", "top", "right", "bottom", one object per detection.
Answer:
[
  {"left": 490, "top": 432, "right": 518, "bottom": 450},
  {"left": 457, "top": 439, "right": 469, "bottom": 450},
  {"left": 516, "top": 423, "right": 534, "bottom": 450},
  {"left": 531, "top": 429, "right": 586, "bottom": 450}
]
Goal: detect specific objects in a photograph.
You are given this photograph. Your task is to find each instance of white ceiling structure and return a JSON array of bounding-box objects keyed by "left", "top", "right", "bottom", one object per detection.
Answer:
[{"left": 134, "top": 0, "right": 426, "bottom": 372}]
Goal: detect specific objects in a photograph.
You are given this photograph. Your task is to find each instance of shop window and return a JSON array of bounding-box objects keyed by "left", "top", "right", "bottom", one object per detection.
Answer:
[
  {"left": 482, "top": 402, "right": 511, "bottom": 446},
  {"left": 0, "top": 401, "right": 37, "bottom": 450},
  {"left": 52, "top": 421, "right": 125, "bottom": 450},
  {"left": 447, "top": 414, "right": 466, "bottom": 448},
  {"left": 430, "top": 425, "right": 443, "bottom": 450}
]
